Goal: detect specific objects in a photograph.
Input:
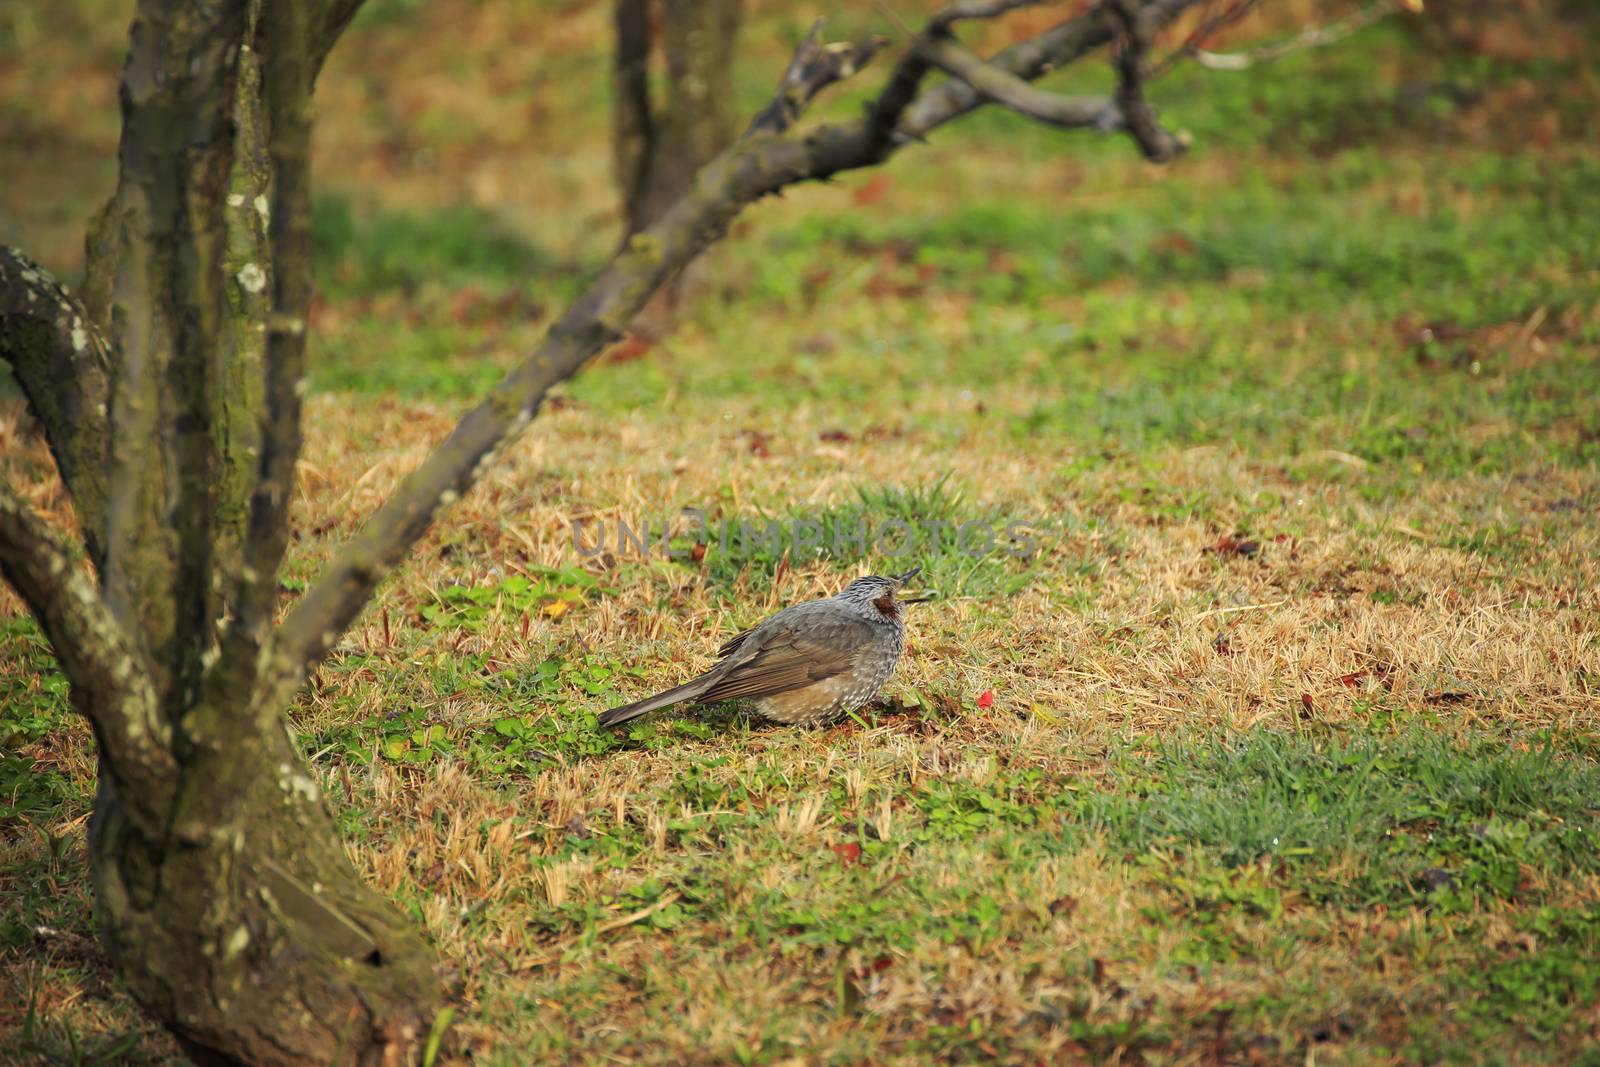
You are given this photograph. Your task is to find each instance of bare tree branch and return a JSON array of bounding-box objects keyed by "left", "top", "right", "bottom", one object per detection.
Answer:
[
  {"left": 0, "top": 480, "right": 175, "bottom": 831},
  {"left": 900, "top": 0, "right": 1158, "bottom": 136},
  {"left": 214, "top": 0, "right": 273, "bottom": 581},
  {"left": 751, "top": 21, "right": 891, "bottom": 136},
  {"left": 218, "top": 0, "right": 317, "bottom": 679},
  {"left": 0, "top": 249, "right": 113, "bottom": 566},
  {"left": 309, "top": 0, "right": 368, "bottom": 79},
  {"left": 929, "top": 0, "right": 1047, "bottom": 30},
  {"left": 1188, "top": 0, "right": 1407, "bottom": 70},
  {"left": 1109, "top": 0, "right": 1188, "bottom": 161},
  {"left": 918, "top": 37, "right": 1124, "bottom": 132},
  {"left": 613, "top": 0, "right": 655, "bottom": 234},
  {"left": 1146, "top": 0, "right": 1260, "bottom": 79},
  {"left": 260, "top": 0, "right": 1208, "bottom": 711}
]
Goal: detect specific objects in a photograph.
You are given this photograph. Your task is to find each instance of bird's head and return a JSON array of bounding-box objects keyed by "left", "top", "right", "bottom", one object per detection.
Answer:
[{"left": 840, "top": 567, "right": 926, "bottom": 619}]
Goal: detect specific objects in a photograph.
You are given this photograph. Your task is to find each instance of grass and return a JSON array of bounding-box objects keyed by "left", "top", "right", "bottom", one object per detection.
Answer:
[{"left": 3, "top": 0, "right": 1600, "bottom": 1063}]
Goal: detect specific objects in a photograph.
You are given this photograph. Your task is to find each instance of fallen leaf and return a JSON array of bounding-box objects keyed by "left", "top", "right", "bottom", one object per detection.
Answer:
[
  {"left": 819, "top": 429, "right": 853, "bottom": 443},
  {"left": 1337, "top": 670, "right": 1370, "bottom": 687},
  {"left": 1153, "top": 230, "right": 1196, "bottom": 257},
  {"left": 449, "top": 285, "right": 484, "bottom": 326},
  {"left": 607, "top": 335, "right": 651, "bottom": 364},
  {"left": 542, "top": 600, "right": 571, "bottom": 620},
  {"left": 1207, "top": 533, "right": 1261, "bottom": 558},
  {"left": 976, "top": 690, "right": 994, "bottom": 709},
  {"left": 831, "top": 842, "right": 863, "bottom": 865},
  {"left": 801, "top": 271, "right": 833, "bottom": 305},
  {"left": 852, "top": 173, "right": 892, "bottom": 206}
]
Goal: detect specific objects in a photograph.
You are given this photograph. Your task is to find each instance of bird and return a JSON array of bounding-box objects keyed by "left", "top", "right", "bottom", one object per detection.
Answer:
[{"left": 598, "top": 568, "right": 924, "bottom": 730}]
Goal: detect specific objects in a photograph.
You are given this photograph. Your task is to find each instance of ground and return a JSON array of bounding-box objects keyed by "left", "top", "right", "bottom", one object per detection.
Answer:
[{"left": 2, "top": 1, "right": 1599, "bottom": 1064}]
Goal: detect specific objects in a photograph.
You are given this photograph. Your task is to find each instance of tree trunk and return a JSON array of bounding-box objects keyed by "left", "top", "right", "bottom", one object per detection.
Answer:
[
  {"left": 7, "top": 2, "right": 447, "bottom": 1061},
  {"left": 89, "top": 726, "right": 439, "bottom": 1066},
  {"left": 614, "top": 0, "right": 742, "bottom": 235}
]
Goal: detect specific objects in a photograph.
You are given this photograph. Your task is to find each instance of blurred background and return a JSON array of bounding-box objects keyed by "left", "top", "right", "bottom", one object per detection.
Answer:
[
  {"left": 2, "top": 0, "right": 1596, "bottom": 411},
  {"left": 3, "top": 3, "right": 1600, "bottom": 1062}
]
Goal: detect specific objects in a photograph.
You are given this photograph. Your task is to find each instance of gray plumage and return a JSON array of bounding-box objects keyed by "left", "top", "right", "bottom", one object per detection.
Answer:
[{"left": 598, "top": 569, "right": 920, "bottom": 729}]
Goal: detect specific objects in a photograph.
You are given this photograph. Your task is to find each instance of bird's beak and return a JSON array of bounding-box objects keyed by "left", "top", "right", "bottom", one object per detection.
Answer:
[{"left": 893, "top": 566, "right": 935, "bottom": 603}]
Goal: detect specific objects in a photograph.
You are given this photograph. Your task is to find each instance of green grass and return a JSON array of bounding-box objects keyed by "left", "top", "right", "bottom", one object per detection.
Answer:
[
  {"left": 0, "top": 619, "right": 83, "bottom": 829},
  {"left": 5, "top": 3, "right": 1600, "bottom": 1063}
]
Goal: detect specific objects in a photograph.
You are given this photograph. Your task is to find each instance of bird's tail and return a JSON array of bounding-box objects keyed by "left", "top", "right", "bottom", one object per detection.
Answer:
[{"left": 597, "top": 674, "right": 715, "bottom": 730}]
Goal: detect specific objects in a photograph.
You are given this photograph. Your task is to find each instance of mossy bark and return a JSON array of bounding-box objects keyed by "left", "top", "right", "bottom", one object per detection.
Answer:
[
  {"left": 89, "top": 724, "right": 440, "bottom": 1067},
  {"left": 0, "top": 252, "right": 113, "bottom": 565},
  {"left": 8, "top": 2, "right": 447, "bottom": 1061},
  {"left": 215, "top": 6, "right": 272, "bottom": 569}
]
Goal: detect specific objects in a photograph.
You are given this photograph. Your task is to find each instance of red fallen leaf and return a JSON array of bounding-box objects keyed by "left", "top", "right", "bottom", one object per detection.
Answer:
[
  {"left": 831, "top": 842, "right": 862, "bottom": 865},
  {"left": 1337, "top": 670, "right": 1370, "bottom": 687},
  {"left": 1048, "top": 896, "right": 1079, "bottom": 917},
  {"left": 745, "top": 430, "right": 771, "bottom": 458},
  {"left": 819, "top": 429, "right": 853, "bottom": 443},
  {"left": 976, "top": 690, "right": 995, "bottom": 709},
  {"left": 986, "top": 249, "right": 1019, "bottom": 277},
  {"left": 864, "top": 272, "right": 900, "bottom": 299},
  {"left": 691, "top": 543, "right": 707, "bottom": 563},
  {"left": 853, "top": 173, "right": 892, "bottom": 206},
  {"left": 1206, "top": 533, "right": 1261, "bottom": 558},
  {"left": 803, "top": 267, "right": 833, "bottom": 288},
  {"left": 1300, "top": 694, "right": 1315, "bottom": 718},
  {"left": 801, "top": 269, "right": 833, "bottom": 304},
  {"left": 1153, "top": 230, "right": 1196, "bottom": 257},
  {"left": 608, "top": 336, "right": 651, "bottom": 363},
  {"left": 449, "top": 285, "right": 484, "bottom": 326}
]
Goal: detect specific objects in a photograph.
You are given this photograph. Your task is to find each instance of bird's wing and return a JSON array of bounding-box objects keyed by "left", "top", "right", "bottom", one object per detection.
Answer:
[
  {"left": 700, "top": 606, "right": 876, "bottom": 703},
  {"left": 713, "top": 597, "right": 831, "bottom": 658},
  {"left": 715, "top": 625, "right": 758, "bottom": 659}
]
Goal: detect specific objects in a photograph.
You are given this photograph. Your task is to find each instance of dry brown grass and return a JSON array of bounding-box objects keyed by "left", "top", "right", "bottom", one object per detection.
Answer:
[
  {"left": 5, "top": 1, "right": 1600, "bottom": 1063},
  {"left": 9, "top": 363, "right": 1594, "bottom": 1059}
]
